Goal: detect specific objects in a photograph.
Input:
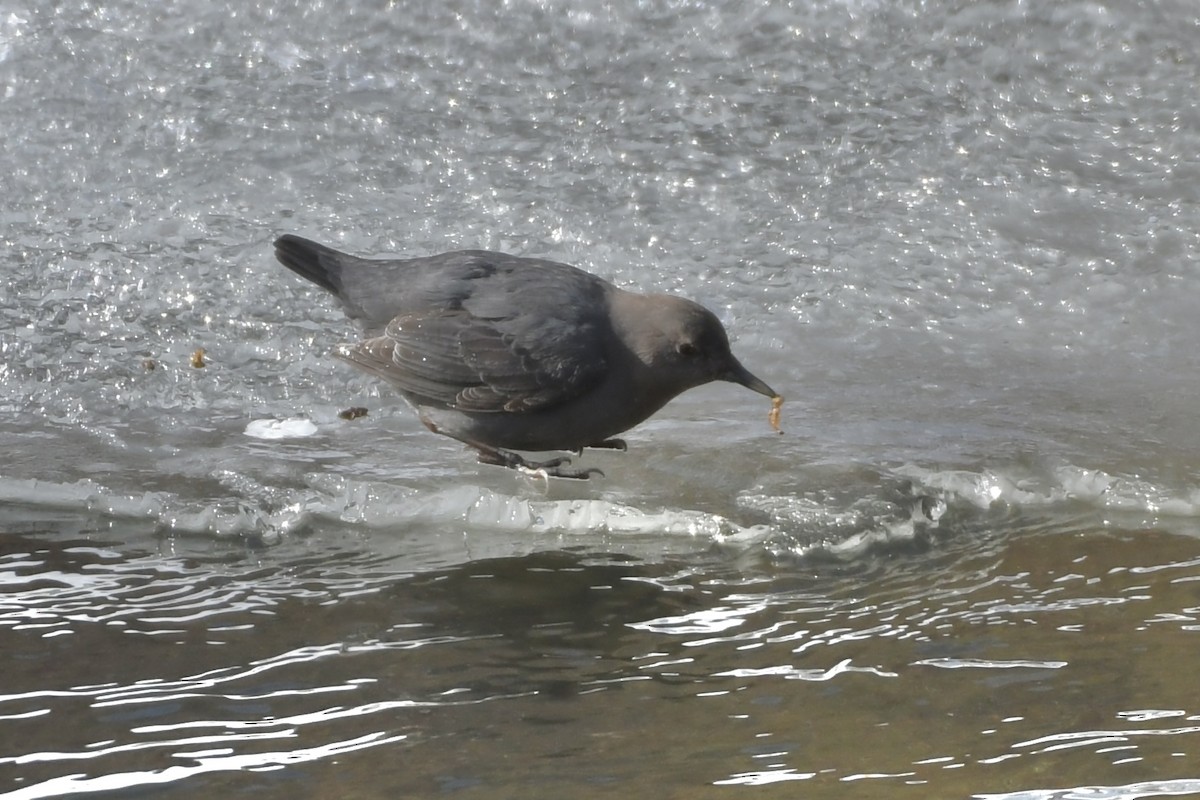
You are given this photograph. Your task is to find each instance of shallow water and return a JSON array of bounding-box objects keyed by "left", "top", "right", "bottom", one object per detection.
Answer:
[{"left": 3, "top": 0, "right": 1200, "bottom": 797}]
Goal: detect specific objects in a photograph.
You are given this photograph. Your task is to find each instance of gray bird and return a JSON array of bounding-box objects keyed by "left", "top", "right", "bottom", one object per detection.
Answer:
[{"left": 275, "top": 235, "right": 779, "bottom": 479}]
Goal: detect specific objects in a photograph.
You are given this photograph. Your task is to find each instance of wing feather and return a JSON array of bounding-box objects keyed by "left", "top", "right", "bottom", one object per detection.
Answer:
[{"left": 337, "top": 308, "right": 608, "bottom": 414}]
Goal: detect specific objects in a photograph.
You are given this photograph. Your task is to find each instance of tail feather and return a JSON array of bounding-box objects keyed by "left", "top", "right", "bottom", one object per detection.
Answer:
[{"left": 274, "top": 234, "right": 348, "bottom": 296}]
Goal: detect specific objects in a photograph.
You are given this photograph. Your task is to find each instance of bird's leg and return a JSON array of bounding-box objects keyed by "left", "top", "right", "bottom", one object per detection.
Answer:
[{"left": 470, "top": 445, "right": 603, "bottom": 480}]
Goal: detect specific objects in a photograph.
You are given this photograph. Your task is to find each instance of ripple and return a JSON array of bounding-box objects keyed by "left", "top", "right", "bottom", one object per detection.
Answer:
[
  {"left": 913, "top": 657, "right": 1068, "bottom": 671},
  {"left": 976, "top": 779, "right": 1200, "bottom": 800},
  {"left": 713, "top": 658, "right": 898, "bottom": 681},
  {"left": 3, "top": 732, "right": 407, "bottom": 800},
  {"left": 714, "top": 767, "right": 816, "bottom": 786}
]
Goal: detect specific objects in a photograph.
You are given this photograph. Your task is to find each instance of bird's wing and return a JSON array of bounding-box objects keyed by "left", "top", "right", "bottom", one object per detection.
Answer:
[{"left": 337, "top": 309, "right": 609, "bottom": 414}]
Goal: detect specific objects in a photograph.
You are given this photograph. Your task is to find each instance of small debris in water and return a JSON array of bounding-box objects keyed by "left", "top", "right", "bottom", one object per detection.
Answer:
[
  {"left": 142, "top": 358, "right": 156, "bottom": 371},
  {"left": 191, "top": 348, "right": 207, "bottom": 368},
  {"left": 338, "top": 406, "right": 369, "bottom": 420}
]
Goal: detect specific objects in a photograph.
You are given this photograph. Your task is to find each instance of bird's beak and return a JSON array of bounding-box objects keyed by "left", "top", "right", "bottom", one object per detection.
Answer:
[{"left": 722, "top": 359, "right": 777, "bottom": 399}]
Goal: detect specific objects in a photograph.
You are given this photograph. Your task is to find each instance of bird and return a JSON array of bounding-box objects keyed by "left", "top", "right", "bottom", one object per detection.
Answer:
[{"left": 274, "top": 234, "right": 779, "bottom": 479}]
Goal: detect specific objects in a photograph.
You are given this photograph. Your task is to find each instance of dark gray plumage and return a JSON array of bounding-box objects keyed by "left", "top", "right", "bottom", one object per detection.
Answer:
[{"left": 275, "top": 234, "right": 778, "bottom": 478}]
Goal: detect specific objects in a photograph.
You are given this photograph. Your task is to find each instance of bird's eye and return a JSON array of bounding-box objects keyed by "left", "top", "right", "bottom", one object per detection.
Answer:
[{"left": 677, "top": 341, "right": 700, "bottom": 358}]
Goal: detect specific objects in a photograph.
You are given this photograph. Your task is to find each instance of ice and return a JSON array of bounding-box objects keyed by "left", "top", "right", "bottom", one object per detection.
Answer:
[
  {"left": 1, "top": 0, "right": 1198, "bottom": 553},
  {"left": 244, "top": 418, "right": 320, "bottom": 440}
]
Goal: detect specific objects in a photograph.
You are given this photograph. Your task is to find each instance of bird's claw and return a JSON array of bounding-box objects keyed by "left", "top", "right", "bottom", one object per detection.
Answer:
[
  {"left": 517, "top": 463, "right": 604, "bottom": 481},
  {"left": 475, "top": 448, "right": 603, "bottom": 480}
]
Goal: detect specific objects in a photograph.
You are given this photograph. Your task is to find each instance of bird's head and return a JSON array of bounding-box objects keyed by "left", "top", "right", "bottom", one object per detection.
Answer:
[{"left": 628, "top": 294, "right": 777, "bottom": 399}]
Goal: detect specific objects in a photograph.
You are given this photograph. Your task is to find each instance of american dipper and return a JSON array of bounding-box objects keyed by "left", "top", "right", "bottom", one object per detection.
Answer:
[{"left": 275, "top": 235, "right": 779, "bottom": 479}]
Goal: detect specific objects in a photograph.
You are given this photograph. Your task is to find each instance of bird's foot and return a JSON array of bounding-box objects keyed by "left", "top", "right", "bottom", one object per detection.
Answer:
[
  {"left": 587, "top": 438, "right": 627, "bottom": 452},
  {"left": 570, "top": 438, "right": 628, "bottom": 456},
  {"left": 474, "top": 447, "right": 604, "bottom": 480}
]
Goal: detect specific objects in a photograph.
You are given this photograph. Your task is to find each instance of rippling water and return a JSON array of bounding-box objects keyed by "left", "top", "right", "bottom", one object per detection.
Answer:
[{"left": 3, "top": 0, "right": 1200, "bottom": 797}]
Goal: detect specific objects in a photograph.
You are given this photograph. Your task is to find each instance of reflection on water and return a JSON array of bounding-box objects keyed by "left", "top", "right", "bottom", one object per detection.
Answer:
[{"left": 3, "top": 514, "right": 1200, "bottom": 798}]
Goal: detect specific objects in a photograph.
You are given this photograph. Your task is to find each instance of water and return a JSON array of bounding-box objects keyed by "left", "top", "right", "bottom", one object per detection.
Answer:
[{"left": 3, "top": 0, "right": 1200, "bottom": 796}]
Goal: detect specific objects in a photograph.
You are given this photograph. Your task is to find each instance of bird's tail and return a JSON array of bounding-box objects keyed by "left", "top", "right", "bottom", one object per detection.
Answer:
[{"left": 274, "top": 234, "right": 354, "bottom": 296}]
